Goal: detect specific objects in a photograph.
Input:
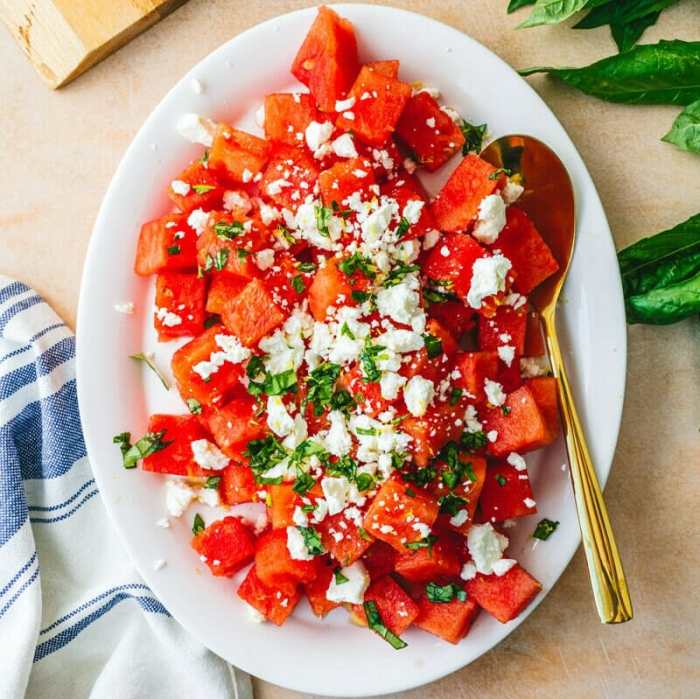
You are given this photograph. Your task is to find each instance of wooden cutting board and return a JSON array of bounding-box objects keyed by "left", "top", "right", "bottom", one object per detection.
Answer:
[{"left": 0, "top": 0, "right": 188, "bottom": 88}]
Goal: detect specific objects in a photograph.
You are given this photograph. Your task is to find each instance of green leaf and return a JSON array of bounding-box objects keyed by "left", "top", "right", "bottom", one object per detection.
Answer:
[
  {"left": 186, "top": 398, "right": 202, "bottom": 415},
  {"left": 405, "top": 534, "right": 438, "bottom": 551},
  {"left": 193, "top": 184, "right": 216, "bottom": 194},
  {"left": 508, "top": 0, "right": 536, "bottom": 12},
  {"left": 438, "top": 492, "right": 468, "bottom": 516},
  {"left": 618, "top": 213, "right": 700, "bottom": 297},
  {"left": 533, "top": 518, "right": 559, "bottom": 540},
  {"left": 611, "top": 11, "right": 661, "bottom": 53},
  {"left": 167, "top": 245, "right": 181, "bottom": 256},
  {"left": 626, "top": 271, "right": 700, "bottom": 324},
  {"left": 382, "top": 262, "right": 419, "bottom": 288},
  {"left": 425, "top": 581, "right": 467, "bottom": 603},
  {"left": 422, "top": 333, "right": 443, "bottom": 359},
  {"left": 459, "top": 120, "right": 488, "bottom": 154},
  {"left": 315, "top": 204, "right": 333, "bottom": 238},
  {"left": 291, "top": 275, "right": 306, "bottom": 294},
  {"left": 130, "top": 352, "right": 170, "bottom": 390},
  {"left": 363, "top": 600, "right": 408, "bottom": 649},
  {"left": 662, "top": 100, "right": 700, "bottom": 154},
  {"left": 113, "top": 430, "right": 172, "bottom": 469},
  {"left": 359, "top": 339, "right": 384, "bottom": 383},
  {"left": 519, "top": 41, "right": 700, "bottom": 106},
  {"left": 299, "top": 526, "right": 325, "bottom": 556},
  {"left": 305, "top": 362, "right": 342, "bottom": 415},
  {"left": 519, "top": 0, "right": 594, "bottom": 29},
  {"left": 205, "top": 476, "right": 221, "bottom": 489},
  {"left": 214, "top": 221, "right": 244, "bottom": 240},
  {"left": 192, "top": 513, "right": 205, "bottom": 535},
  {"left": 334, "top": 568, "right": 349, "bottom": 584}
]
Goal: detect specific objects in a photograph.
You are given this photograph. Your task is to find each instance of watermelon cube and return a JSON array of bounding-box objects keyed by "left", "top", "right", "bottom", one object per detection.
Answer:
[
  {"left": 318, "top": 156, "right": 376, "bottom": 207},
  {"left": 414, "top": 590, "right": 480, "bottom": 644},
  {"left": 208, "top": 124, "right": 270, "bottom": 184},
  {"left": 423, "top": 231, "right": 486, "bottom": 297},
  {"left": 303, "top": 559, "right": 340, "bottom": 618},
  {"left": 191, "top": 516, "right": 256, "bottom": 577},
  {"left": 134, "top": 213, "right": 199, "bottom": 276},
  {"left": 166, "top": 161, "right": 224, "bottom": 214},
  {"left": 264, "top": 92, "right": 320, "bottom": 145},
  {"left": 221, "top": 278, "right": 286, "bottom": 346},
  {"left": 255, "top": 529, "right": 318, "bottom": 591},
  {"left": 141, "top": 414, "right": 209, "bottom": 477},
  {"left": 318, "top": 511, "right": 374, "bottom": 567},
  {"left": 219, "top": 463, "right": 258, "bottom": 505},
  {"left": 352, "top": 575, "right": 419, "bottom": 636},
  {"left": 207, "top": 396, "right": 266, "bottom": 461},
  {"left": 154, "top": 272, "right": 206, "bottom": 341},
  {"left": 394, "top": 536, "right": 462, "bottom": 583},
  {"left": 479, "top": 462, "right": 537, "bottom": 522},
  {"left": 466, "top": 564, "right": 542, "bottom": 623},
  {"left": 237, "top": 565, "right": 301, "bottom": 626}
]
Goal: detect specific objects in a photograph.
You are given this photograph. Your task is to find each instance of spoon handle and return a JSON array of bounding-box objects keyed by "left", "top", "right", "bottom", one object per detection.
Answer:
[{"left": 544, "top": 317, "right": 633, "bottom": 624}]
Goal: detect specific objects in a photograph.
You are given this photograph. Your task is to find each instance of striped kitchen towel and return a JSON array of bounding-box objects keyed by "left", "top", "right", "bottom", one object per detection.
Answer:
[{"left": 0, "top": 277, "right": 234, "bottom": 698}]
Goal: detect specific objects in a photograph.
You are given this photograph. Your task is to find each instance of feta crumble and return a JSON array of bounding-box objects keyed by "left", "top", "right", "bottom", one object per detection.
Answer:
[
  {"left": 403, "top": 375, "right": 435, "bottom": 417},
  {"left": 326, "top": 561, "right": 370, "bottom": 604},
  {"left": 472, "top": 194, "right": 507, "bottom": 244},
  {"left": 467, "top": 254, "right": 512, "bottom": 309},
  {"left": 191, "top": 439, "right": 230, "bottom": 471}
]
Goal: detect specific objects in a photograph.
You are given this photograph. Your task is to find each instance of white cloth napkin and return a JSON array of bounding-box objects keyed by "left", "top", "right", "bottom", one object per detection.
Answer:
[{"left": 0, "top": 277, "right": 235, "bottom": 698}]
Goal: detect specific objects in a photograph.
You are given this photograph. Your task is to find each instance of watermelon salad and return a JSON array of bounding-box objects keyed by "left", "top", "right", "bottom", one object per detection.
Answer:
[{"left": 117, "top": 5, "right": 563, "bottom": 648}]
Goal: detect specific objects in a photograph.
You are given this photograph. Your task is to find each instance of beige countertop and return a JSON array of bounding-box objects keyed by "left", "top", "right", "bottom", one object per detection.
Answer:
[{"left": 2, "top": 1, "right": 699, "bottom": 697}]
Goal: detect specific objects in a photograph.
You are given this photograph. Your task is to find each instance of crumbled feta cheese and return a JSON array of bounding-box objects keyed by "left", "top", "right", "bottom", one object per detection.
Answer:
[
  {"left": 375, "top": 275, "right": 422, "bottom": 327},
  {"left": 460, "top": 562, "right": 477, "bottom": 581},
  {"left": 305, "top": 121, "right": 334, "bottom": 158},
  {"left": 523, "top": 497, "right": 536, "bottom": 509},
  {"left": 497, "top": 345, "right": 516, "bottom": 367},
  {"left": 467, "top": 522, "right": 509, "bottom": 575},
  {"left": 266, "top": 396, "right": 296, "bottom": 437},
  {"left": 402, "top": 199, "right": 424, "bottom": 225},
  {"left": 422, "top": 229, "right": 441, "bottom": 250},
  {"left": 170, "top": 179, "right": 190, "bottom": 196},
  {"left": 425, "top": 117, "right": 436, "bottom": 128},
  {"left": 464, "top": 404, "right": 483, "bottom": 432},
  {"left": 153, "top": 559, "right": 166, "bottom": 571},
  {"left": 223, "top": 190, "right": 250, "bottom": 212},
  {"left": 331, "top": 133, "right": 358, "bottom": 158},
  {"left": 165, "top": 479, "right": 195, "bottom": 517},
  {"left": 286, "top": 526, "right": 314, "bottom": 561},
  {"left": 412, "top": 521, "right": 431, "bottom": 539},
  {"left": 255, "top": 248, "right": 275, "bottom": 271},
  {"left": 492, "top": 558, "right": 517, "bottom": 576},
  {"left": 242, "top": 168, "right": 253, "bottom": 183},
  {"left": 156, "top": 307, "right": 182, "bottom": 327},
  {"left": 450, "top": 509, "right": 469, "bottom": 527},
  {"left": 191, "top": 439, "right": 229, "bottom": 471},
  {"left": 507, "top": 452, "right": 527, "bottom": 472},
  {"left": 335, "top": 97, "right": 356, "bottom": 112},
  {"left": 325, "top": 410, "right": 352, "bottom": 457},
  {"left": 114, "top": 301, "right": 134, "bottom": 314},
  {"left": 440, "top": 245, "right": 450, "bottom": 257},
  {"left": 380, "top": 371, "right": 407, "bottom": 400},
  {"left": 467, "top": 254, "right": 512, "bottom": 309},
  {"left": 486, "top": 430, "right": 498, "bottom": 443},
  {"left": 176, "top": 113, "right": 217, "bottom": 147},
  {"left": 187, "top": 208, "right": 209, "bottom": 235},
  {"left": 520, "top": 356, "right": 550, "bottom": 378},
  {"left": 342, "top": 111, "right": 355, "bottom": 120},
  {"left": 191, "top": 78, "right": 204, "bottom": 94},
  {"left": 326, "top": 561, "right": 369, "bottom": 604},
  {"left": 472, "top": 194, "right": 507, "bottom": 244},
  {"left": 266, "top": 179, "right": 292, "bottom": 196},
  {"left": 321, "top": 476, "right": 350, "bottom": 515},
  {"left": 192, "top": 334, "right": 251, "bottom": 380},
  {"left": 292, "top": 505, "right": 308, "bottom": 527},
  {"left": 484, "top": 379, "right": 506, "bottom": 407},
  {"left": 403, "top": 375, "right": 435, "bottom": 417},
  {"left": 502, "top": 179, "right": 524, "bottom": 204},
  {"left": 376, "top": 328, "right": 423, "bottom": 353}
]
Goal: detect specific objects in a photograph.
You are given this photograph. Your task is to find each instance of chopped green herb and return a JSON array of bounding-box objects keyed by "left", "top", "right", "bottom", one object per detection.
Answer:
[
  {"left": 334, "top": 568, "right": 349, "bottom": 584},
  {"left": 439, "top": 442, "right": 477, "bottom": 487},
  {"left": 396, "top": 217, "right": 411, "bottom": 239},
  {"left": 264, "top": 369, "right": 298, "bottom": 396},
  {"left": 214, "top": 221, "right": 244, "bottom": 240},
  {"left": 363, "top": 600, "right": 408, "bottom": 650},
  {"left": 315, "top": 204, "right": 333, "bottom": 238},
  {"left": 305, "top": 362, "right": 342, "bottom": 416},
  {"left": 167, "top": 245, "right": 181, "bottom": 255},
  {"left": 460, "top": 430, "right": 488, "bottom": 452},
  {"left": 205, "top": 476, "right": 221, "bottom": 489},
  {"left": 358, "top": 527, "right": 372, "bottom": 541},
  {"left": 403, "top": 465, "right": 436, "bottom": 488},
  {"left": 449, "top": 387, "right": 463, "bottom": 405},
  {"left": 422, "top": 333, "right": 443, "bottom": 359},
  {"left": 297, "top": 261, "right": 317, "bottom": 273},
  {"left": 488, "top": 167, "right": 512, "bottom": 180},
  {"left": 113, "top": 430, "right": 172, "bottom": 469},
  {"left": 199, "top": 150, "right": 209, "bottom": 165},
  {"left": 502, "top": 405, "right": 512, "bottom": 416},
  {"left": 193, "top": 184, "right": 216, "bottom": 194},
  {"left": 351, "top": 290, "right": 371, "bottom": 304},
  {"left": 355, "top": 472, "right": 375, "bottom": 492},
  {"left": 237, "top": 248, "right": 250, "bottom": 260},
  {"left": 203, "top": 315, "right": 219, "bottom": 329},
  {"left": 244, "top": 436, "right": 288, "bottom": 476},
  {"left": 383, "top": 262, "right": 419, "bottom": 288},
  {"left": 495, "top": 474, "right": 507, "bottom": 486},
  {"left": 326, "top": 454, "right": 358, "bottom": 481},
  {"left": 246, "top": 355, "right": 266, "bottom": 380},
  {"left": 291, "top": 275, "right": 306, "bottom": 294},
  {"left": 439, "top": 492, "right": 468, "bottom": 516},
  {"left": 192, "top": 513, "right": 205, "bottom": 535},
  {"left": 299, "top": 526, "right": 325, "bottom": 556},
  {"left": 355, "top": 426, "right": 378, "bottom": 436},
  {"left": 292, "top": 471, "right": 316, "bottom": 496},
  {"left": 426, "top": 582, "right": 467, "bottom": 604},
  {"left": 405, "top": 487, "right": 417, "bottom": 498},
  {"left": 405, "top": 534, "right": 438, "bottom": 551},
  {"left": 339, "top": 253, "right": 377, "bottom": 279},
  {"left": 330, "top": 388, "right": 355, "bottom": 413},
  {"left": 533, "top": 518, "right": 559, "bottom": 541},
  {"left": 129, "top": 352, "right": 170, "bottom": 390},
  {"left": 211, "top": 248, "right": 229, "bottom": 271},
  {"left": 359, "top": 339, "right": 384, "bottom": 383},
  {"left": 186, "top": 398, "right": 202, "bottom": 415},
  {"left": 459, "top": 120, "right": 488, "bottom": 154},
  {"left": 340, "top": 322, "right": 355, "bottom": 339}
]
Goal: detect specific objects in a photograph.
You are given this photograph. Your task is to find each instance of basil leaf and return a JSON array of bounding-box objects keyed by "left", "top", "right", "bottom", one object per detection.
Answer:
[
  {"left": 186, "top": 398, "right": 202, "bottom": 415},
  {"left": 438, "top": 492, "right": 468, "bottom": 516},
  {"left": 214, "top": 221, "right": 244, "bottom": 240},
  {"left": 426, "top": 582, "right": 467, "bottom": 603},
  {"left": 618, "top": 213, "right": 700, "bottom": 297},
  {"left": 626, "top": 272, "right": 700, "bottom": 325},
  {"left": 192, "top": 513, "right": 205, "bottom": 536},
  {"left": 193, "top": 184, "right": 216, "bottom": 194},
  {"left": 334, "top": 568, "right": 349, "bottom": 584},
  {"left": 205, "top": 476, "right": 221, "bottom": 489},
  {"left": 363, "top": 600, "right": 408, "bottom": 650},
  {"left": 405, "top": 534, "right": 437, "bottom": 551},
  {"left": 459, "top": 120, "right": 488, "bottom": 155},
  {"left": 359, "top": 339, "right": 384, "bottom": 383},
  {"left": 422, "top": 333, "right": 443, "bottom": 359},
  {"left": 610, "top": 12, "right": 660, "bottom": 54},
  {"left": 533, "top": 518, "right": 559, "bottom": 540},
  {"left": 520, "top": 41, "right": 700, "bottom": 106},
  {"left": 113, "top": 430, "right": 172, "bottom": 469},
  {"left": 305, "top": 362, "right": 341, "bottom": 415},
  {"left": 291, "top": 275, "right": 306, "bottom": 294},
  {"left": 518, "top": 0, "right": 593, "bottom": 29},
  {"left": 662, "top": 100, "right": 700, "bottom": 154},
  {"left": 130, "top": 352, "right": 170, "bottom": 390},
  {"left": 508, "top": 0, "right": 536, "bottom": 12},
  {"left": 299, "top": 526, "right": 325, "bottom": 556}
]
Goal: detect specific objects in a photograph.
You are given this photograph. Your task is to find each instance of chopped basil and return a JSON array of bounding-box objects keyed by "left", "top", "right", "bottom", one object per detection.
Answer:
[
  {"left": 203, "top": 315, "right": 219, "bottom": 329},
  {"left": 305, "top": 362, "right": 341, "bottom": 416},
  {"left": 299, "top": 526, "right": 325, "bottom": 556},
  {"left": 292, "top": 471, "right": 316, "bottom": 496},
  {"left": 422, "top": 333, "right": 443, "bottom": 359},
  {"left": 334, "top": 568, "right": 349, "bottom": 585},
  {"left": 291, "top": 275, "right": 305, "bottom": 294},
  {"left": 193, "top": 183, "right": 216, "bottom": 194},
  {"left": 403, "top": 465, "right": 436, "bottom": 488},
  {"left": 351, "top": 290, "right": 372, "bottom": 304},
  {"left": 439, "top": 442, "right": 477, "bottom": 487},
  {"left": 236, "top": 248, "right": 250, "bottom": 259},
  {"left": 426, "top": 581, "right": 467, "bottom": 604},
  {"left": 449, "top": 387, "right": 463, "bottom": 405},
  {"left": 396, "top": 217, "right": 411, "bottom": 239},
  {"left": 488, "top": 167, "right": 512, "bottom": 180},
  {"left": 359, "top": 339, "right": 384, "bottom": 383},
  {"left": 186, "top": 398, "right": 202, "bottom": 415},
  {"left": 502, "top": 405, "right": 512, "bottom": 416},
  {"left": 297, "top": 261, "right": 317, "bottom": 273},
  {"left": 209, "top": 248, "right": 229, "bottom": 271},
  {"left": 405, "top": 487, "right": 417, "bottom": 498},
  {"left": 129, "top": 352, "right": 170, "bottom": 390},
  {"left": 439, "top": 492, "right": 468, "bottom": 516},
  {"left": 244, "top": 436, "right": 288, "bottom": 476},
  {"left": 355, "top": 472, "right": 375, "bottom": 492},
  {"left": 355, "top": 426, "right": 378, "bottom": 436},
  {"left": 363, "top": 600, "right": 408, "bottom": 650},
  {"left": 496, "top": 474, "right": 507, "bottom": 486},
  {"left": 338, "top": 253, "right": 377, "bottom": 279},
  {"left": 423, "top": 285, "right": 458, "bottom": 304},
  {"left": 460, "top": 430, "right": 488, "bottom": 452},
  {"left": 199, "top": 150, "right": 209, "bottom": 165},
  {"left": 167, "top": 245, "right": 181, "bottom": 255},
  {"left": 533, "top": 518, "right": 559, "bottom": 541},
  {"left": 340, "top": 321, "right": 355, "bottom": 339},
  {"left": 382, "top": 262, "right": 419, "bottom": 288},
  {"left": 113, "top": 430, "right": 172, "bottom": 469},
  {"left": 246, "top": 355, "right": 266, "bottom": 380},
  {"left": 314, "top": 205, "right": 333, "bottom": 238},
  {"left": 214, "top": 221, "right": 244, "bottom": 240},
  {"left": 405, "top": 534, "right": 437, "bottom": 551},
  {"left": 326, "top": 454, "right": 358, "bottom": 481},
  {"left": 192, "top": 513, "right": 205, "bottom": 535},
  {"left": 459, "top": 119, "right": 488, "bottom": 154},
  {"left": 263, "top": 369, "right": 297, "bottom": 396},
  {"left": 205, "top": 476, "right": 221, "bottom": 489},
  {"left": 329, "top": 388, "right": 355, "bottom": 413},
  {"left": 358, "top": 527, "right": 372, "bottom": 541}
]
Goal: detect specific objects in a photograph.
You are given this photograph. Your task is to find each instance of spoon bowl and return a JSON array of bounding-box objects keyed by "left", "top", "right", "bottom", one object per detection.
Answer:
[{"left": 482, "top": 135, "right": 633, "bottom": 624}]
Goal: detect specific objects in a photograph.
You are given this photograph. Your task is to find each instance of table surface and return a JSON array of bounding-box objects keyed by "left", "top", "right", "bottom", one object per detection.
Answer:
[{"left": 2, "top": 1, "right": 699, "bottom": 697}]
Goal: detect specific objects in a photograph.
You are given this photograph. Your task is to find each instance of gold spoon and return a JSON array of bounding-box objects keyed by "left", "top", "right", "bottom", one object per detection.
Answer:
[{"left": 481, "top": 135, "right": 633, "bottom": 624}]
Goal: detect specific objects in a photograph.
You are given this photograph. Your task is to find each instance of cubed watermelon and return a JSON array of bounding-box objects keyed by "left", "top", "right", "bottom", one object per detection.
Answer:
[
  {"left": 318, "top": 511, "right": 374, "bottom": 566},
  {"left": 237, "top": 565, "right": 301, "bottom": 626},
  {"left": 208, "top": 124, "right": 270, "bottom": 184},
  {"left": 221, "top": 278, "right": 286, "bottom": 346},
  {"left": 167, "top": 161, "right": 224, "bottom": 214},
  {"left": 351, "top": 575, "right": 419, "bottom": 635},
  {"left": 205, "top": 272, "right": 248, "bottom": 315},
  {"left": 255, "top": 529, "right": 318, "bottom": 591},
  {"left": 479, "top": 462, "right": 537, "bottom": 522},
  {"left": 260, "top": 144, "right": 320, "bottom": 211},
  {"left": 394, "top": 535, "right": 462, "bottom": 583},
  {"left": 318, "top": 156, "right": 376, "bottom": 207},
  {"left": 220, "top": 463, "right": 258, "bottom": 505},
  {"left": 141, "top": 414, "right": 209, "bottom": 477},
  {"left": 456, "top": 351, "right": 499, "bottom": 403},
  {"left": 466, "top": 564, "right": 541, "bottom": 623},
  {"left": 135, "top": 213, "right": 199, "bottom": 276},
  {"left": 423, "top": 232, "right": 486, "bottom": 297},
  {"left": 413, "top": 589, "right": 480, "bottom": 644},
  {"left": 303, "top": 559, "right": 339, "bottom": 617},
  {"left": 264, "top": 92, "right": 320, "bottom": 145},
  {"left": 154, "top": 272, "right": 206, "bottom": 340},
  {"left": 207, "top": 396, "right": 266, "bottom": 461},
  {"left": 191, "top": 516, "right": 256, "bottom": 577}
]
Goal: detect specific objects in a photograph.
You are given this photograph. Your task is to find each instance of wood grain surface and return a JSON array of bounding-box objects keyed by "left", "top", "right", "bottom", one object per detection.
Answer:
[{"left": 1, "top": 1, "right": 699, "bottom": 697}]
